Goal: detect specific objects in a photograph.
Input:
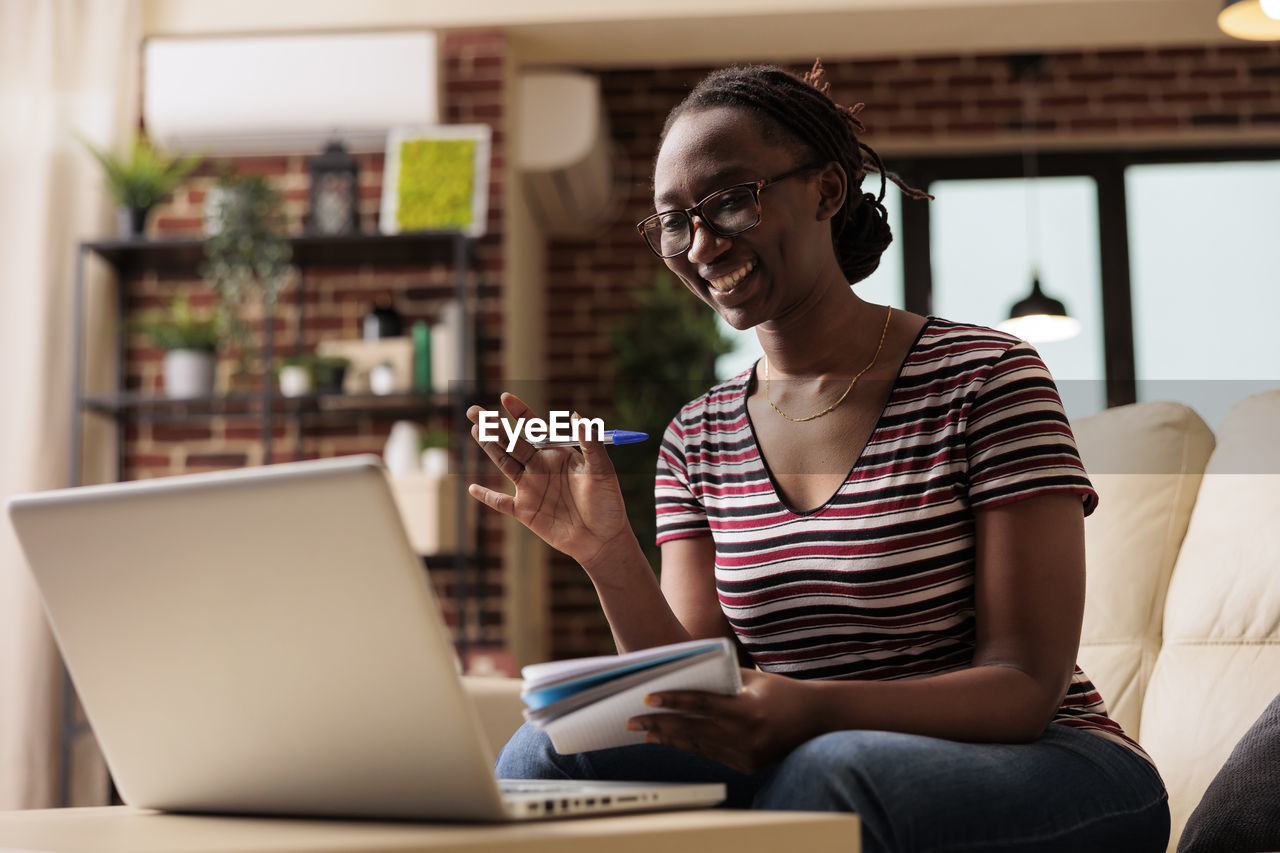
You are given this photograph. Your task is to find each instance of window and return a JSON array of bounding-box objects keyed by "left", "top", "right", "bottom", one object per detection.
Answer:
[
  {"left": 1125, "top": 160, "right": 1280, "bottom": 430},
  {"left": 929, "top": 176, "right": 1107, "bottom": 421}
]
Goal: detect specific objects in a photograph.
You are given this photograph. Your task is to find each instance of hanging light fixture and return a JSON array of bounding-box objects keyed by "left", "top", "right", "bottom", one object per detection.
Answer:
[
  {"left": 1001, "top": 273, "right": 1082, "bottom": 343},
  {"left": 1218, "top": 0, "right": 1280, "bottom": 40},
  {"left": 997, "top": 53, "right": 1081, "bottom": 345}
]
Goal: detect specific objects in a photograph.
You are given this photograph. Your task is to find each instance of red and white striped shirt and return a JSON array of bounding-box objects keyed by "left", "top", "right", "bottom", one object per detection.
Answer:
[{"left": 655, "top": 317, "right": 1146, "bottom": 759}]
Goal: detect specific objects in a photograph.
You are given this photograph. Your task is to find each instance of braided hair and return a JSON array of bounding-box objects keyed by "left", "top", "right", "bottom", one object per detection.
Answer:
[{"left": 661, "top": 60, "right": 932, "bottom": 285}]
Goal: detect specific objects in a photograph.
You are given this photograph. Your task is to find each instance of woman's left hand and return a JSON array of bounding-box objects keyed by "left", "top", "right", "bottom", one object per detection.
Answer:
[{"left": 626, "top": 669, "right": 819, "bottom": 774}]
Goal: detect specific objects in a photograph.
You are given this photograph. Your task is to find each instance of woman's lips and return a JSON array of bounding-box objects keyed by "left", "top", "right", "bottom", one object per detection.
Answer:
[
  {"left": 706, "top": 259, "right": 756, "bottom": 292},
  {"left": 704, "top": 259, "right": 758, "bottom": 307}
]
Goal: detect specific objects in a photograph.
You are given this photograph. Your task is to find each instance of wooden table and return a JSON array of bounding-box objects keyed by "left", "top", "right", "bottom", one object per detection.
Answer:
[{"left": 0, "top": 806, "right": 860, "bottom": 853}]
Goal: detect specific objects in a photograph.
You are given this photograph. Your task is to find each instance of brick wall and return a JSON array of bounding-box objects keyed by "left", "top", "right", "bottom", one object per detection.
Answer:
[
  {"left": 121, "top": 30, "right": 509, "bottom": 649},
  {"left": 544, "top": 42, "right": 1280, "bottom": 660}
]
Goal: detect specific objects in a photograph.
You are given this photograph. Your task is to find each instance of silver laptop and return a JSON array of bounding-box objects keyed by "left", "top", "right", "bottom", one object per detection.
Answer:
[{"left": 6, "top": 455, "right": 724, "bottom": 821}]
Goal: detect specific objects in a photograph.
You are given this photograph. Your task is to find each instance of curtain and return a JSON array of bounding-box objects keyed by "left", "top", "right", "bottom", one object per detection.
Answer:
[{"left": 0, "top": 0, "right": 139, "bottom": 809}]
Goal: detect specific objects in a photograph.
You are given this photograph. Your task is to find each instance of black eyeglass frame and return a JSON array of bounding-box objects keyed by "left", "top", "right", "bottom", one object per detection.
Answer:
[{"left": 636, "top": 163, "right": 822, "bottom": 258}]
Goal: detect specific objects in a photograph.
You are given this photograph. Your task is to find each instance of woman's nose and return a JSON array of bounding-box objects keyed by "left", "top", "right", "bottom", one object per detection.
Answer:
[{"left": 685, "top": 217, "right": 730, "bottom": 265}]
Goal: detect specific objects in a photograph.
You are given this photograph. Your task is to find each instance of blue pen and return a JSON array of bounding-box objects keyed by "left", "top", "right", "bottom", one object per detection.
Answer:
[{"left": 531, "top": 429, "right": 648, "bottom": 449}]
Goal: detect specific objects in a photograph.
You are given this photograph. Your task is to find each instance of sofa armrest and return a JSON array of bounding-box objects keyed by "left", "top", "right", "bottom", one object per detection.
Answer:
[{"left": 462, "top": 676, "right": 525, "bottom": 757}]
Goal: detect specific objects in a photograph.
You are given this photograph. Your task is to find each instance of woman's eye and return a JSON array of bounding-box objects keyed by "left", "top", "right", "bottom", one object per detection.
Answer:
[
  {"left": 708, "top": 191, "right": 752, "bottom": 216},
  {"left": 660, "top": 215, "right": 686, "bottom": 233}
]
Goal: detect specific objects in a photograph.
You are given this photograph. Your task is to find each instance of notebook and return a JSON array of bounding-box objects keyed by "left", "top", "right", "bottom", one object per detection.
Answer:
[
  {"left": 5, "top": 455, "right": 725, "bottom": 821},
  {"left": 522, "top": 637, "right": 742, "bottom": 754}
]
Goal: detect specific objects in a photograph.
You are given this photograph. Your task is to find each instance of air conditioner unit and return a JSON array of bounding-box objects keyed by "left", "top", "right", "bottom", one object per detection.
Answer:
[
  {"left": 143, "top": 32, "right": 439, "bottom": 155},
  {"left": 517, "top": 72, "right": 616, "bottom": 237}
]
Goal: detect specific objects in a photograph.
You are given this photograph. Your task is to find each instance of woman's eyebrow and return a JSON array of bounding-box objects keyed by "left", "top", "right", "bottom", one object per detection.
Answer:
[{"left": 654, "top": 167, "right": 756, "bottom": 207}]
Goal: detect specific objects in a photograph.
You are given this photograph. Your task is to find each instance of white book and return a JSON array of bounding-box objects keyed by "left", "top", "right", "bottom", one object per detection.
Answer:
[{"left": 520, "top": 638, "right": 742, "bottom": 754}]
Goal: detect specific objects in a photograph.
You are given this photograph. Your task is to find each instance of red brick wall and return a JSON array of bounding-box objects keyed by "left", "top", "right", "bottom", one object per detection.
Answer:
[
  {"left": 122, "top": 30, "right": 509, "bottom": 648},
  {"left": 544, "top": 43, "right": 1280, "bottom": 660}
]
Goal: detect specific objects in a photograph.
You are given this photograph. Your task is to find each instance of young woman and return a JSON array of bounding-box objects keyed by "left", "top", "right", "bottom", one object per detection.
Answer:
[{"left": 467, "top": 62, "right": 1169, "bottom": 853}]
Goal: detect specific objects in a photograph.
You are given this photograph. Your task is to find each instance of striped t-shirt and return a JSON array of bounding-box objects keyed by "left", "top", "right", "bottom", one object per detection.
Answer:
[{"left": 655, "top": 317, "right": 1146, "bottom": 759}]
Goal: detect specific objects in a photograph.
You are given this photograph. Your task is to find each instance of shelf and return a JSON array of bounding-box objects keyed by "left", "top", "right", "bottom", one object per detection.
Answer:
[
  {"left": 81, "top": 390, "right": 461, "bottom": 421},
  {"left": 81, "top": 231, "right": 472, "bottom": 275}
]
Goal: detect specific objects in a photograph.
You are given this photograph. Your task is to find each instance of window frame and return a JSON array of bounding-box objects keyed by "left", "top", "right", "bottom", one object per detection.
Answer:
[{"left": 891, "top": 146, "right": 1279, "bottom": 408}]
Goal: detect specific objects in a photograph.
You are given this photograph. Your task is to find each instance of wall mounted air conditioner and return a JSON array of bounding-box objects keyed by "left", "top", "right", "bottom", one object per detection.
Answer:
[
  {"left": 143, "top": 32, "right": 439, "bottom": 155},
  {"left": 518, "top": 71, "right": 616, "bottom": 237}
]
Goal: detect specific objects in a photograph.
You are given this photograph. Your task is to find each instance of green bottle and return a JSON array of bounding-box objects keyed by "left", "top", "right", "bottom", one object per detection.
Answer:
[{"left": 412, "top": 320, "right": 432, "bottom": 393}]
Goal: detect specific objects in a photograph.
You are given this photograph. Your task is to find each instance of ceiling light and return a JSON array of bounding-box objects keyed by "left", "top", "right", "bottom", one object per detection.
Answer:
[
  {"left": 1219, "top": 0, "right": 1280, "bottom": 40},
  {"left": 1001, "top": 54, "right": 1082, "bottom": 346},
  {"left": 998, "top": 276, "right": 1082, "bottom": 344}
]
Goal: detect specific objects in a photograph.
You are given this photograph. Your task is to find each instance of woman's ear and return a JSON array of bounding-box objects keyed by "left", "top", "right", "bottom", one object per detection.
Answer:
[{"left": 815, "top": 161, "right": 847, "bottom": 222}]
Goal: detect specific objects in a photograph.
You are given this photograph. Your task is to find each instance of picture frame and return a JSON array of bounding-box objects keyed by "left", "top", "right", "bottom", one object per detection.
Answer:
[{"left": 379, "top": 124, "right": 492, "bottom": 237}]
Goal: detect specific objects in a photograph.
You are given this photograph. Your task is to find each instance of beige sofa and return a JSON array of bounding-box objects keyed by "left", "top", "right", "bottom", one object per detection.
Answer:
[{"left": 463, "top": 390, "right": 1280, "bottom": 852}]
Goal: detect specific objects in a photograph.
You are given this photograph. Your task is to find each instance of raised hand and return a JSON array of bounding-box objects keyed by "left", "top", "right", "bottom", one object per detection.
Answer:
[{"left": 466, "top": 392, "right": 634, "bottom": 573}]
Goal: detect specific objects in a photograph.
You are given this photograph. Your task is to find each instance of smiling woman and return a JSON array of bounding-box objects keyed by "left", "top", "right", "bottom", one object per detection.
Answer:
[{"left": 468, "top": 60, "right": 1170, "bottom": 853}]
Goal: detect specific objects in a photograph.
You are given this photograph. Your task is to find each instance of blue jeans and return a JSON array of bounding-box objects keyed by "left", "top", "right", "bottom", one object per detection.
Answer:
[{"left": 496, "top": 722, "right": 1169, "bottom": 853}]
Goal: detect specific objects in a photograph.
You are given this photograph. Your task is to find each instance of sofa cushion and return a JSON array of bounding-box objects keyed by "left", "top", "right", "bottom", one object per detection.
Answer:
[
  {"left": 1072, "top": 401, "right": 1214, "bottom": 739},
  {"left": 1140, "top": 390, "right": 1280, "bottom": 850},
  {"left": 1177, "top": 690, "right": 1280, "bottom": 853}
]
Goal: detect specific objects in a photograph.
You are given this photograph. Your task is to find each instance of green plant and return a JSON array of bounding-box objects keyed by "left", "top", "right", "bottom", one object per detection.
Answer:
[
  {"left": 419, "top": 427, "right": 451, "bottom": 452},
  {"left": 312, "top": 355, "right": 351, "bottom": 391},
  {"left": 202, "top": 170, "right": 294, "bottom": 381},
  {"left": 136, "top": 293, "right": 221, "bottom": 353},
  {"left": 609, "top": 268, "right": 734, "bottom": 569},
  {"left": 314, "top": 355, "right": 351, "bottom": 370},
  {"left": 78, "top": 133, "right": 202, "bottom": 210},
  {"left": 203, "top": 171, "right": 293, "bottom": 307},
  {"left": 396, "top": 138, "right": 478, "bottom": 231}
]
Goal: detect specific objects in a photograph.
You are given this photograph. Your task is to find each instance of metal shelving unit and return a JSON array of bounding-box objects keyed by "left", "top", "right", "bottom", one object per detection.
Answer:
[{"left": 64, "top": 230, "right": 483, "bottom": 806}]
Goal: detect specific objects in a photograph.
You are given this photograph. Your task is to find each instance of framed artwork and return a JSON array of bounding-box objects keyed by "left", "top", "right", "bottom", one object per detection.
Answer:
[{"left": 379, "top": 124, "right": 491, "bottom": 237}]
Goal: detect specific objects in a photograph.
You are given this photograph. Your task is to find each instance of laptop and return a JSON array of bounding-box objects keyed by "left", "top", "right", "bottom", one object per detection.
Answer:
[{"left": 6, "top": 455, "right": 725, "bottom": 821}]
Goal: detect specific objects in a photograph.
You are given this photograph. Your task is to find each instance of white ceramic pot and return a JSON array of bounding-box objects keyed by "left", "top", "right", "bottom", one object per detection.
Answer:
[
  {"left": 383, "top": 421, "right": 423, "bottom": 476},
  {"left": 421, "top": 447, "right": 449, "bottom": 476},
  {"left": 369, "top": 362, "right": 397, "bottom": 396},
  {"left": 278, "top": 365, "right": 313, "bottom": 398},
  {"left": 163, "top": 349, "right": 216, "bottom": 399}
]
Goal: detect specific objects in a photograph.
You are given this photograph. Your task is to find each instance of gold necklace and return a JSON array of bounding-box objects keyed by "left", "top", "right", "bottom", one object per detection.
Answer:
[{"left": 764, "top": 305, "right": 892, "bottom": 423}]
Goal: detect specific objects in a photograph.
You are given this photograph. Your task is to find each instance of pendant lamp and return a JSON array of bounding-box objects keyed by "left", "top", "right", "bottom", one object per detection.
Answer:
[
  {"left": 1218, "top": 0, "right": 1280, "bottom": 40},
  {"left": 996, "top": 54, "right": 1082, "bottom": 345},
  {"left": 999, "top": 273, "right": 1083, "bottom": 343}
]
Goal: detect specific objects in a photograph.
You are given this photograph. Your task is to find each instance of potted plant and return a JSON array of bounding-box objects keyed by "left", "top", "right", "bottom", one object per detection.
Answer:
[
  {"left": 78, "top": 132, "right": 202, "bottom": 238},
  {"left": 313, "top": 355, "right": 351, "bottom": 395},
  {"left": 419, "top": 426, "right": 451, "bottom": 475},
  {"left": 277, "top": 353, "right": 314, "bottom": 398},
  {"left": 137, "top": 294, "right": 221, "bottom": 399},
  {"left": 202, "top": 170, "right": 294, "bottom": 385},
  {"left": 609, "top": 268, "right": 733, "bottom": 568}
]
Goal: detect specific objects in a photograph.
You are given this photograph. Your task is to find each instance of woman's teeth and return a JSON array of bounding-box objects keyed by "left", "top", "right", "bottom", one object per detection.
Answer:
[{"left": 708, "top": 260, "right": 756, "bottom": 292}]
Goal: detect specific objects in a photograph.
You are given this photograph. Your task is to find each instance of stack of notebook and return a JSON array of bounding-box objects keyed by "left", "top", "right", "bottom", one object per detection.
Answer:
[{"left": 520, "top": 637, "right": 742, "bottom": 754}]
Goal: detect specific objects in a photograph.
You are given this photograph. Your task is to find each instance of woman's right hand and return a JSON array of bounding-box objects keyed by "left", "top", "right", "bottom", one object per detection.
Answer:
[{"left": 466, "top": 392, "right": 635, "bottom": 574}]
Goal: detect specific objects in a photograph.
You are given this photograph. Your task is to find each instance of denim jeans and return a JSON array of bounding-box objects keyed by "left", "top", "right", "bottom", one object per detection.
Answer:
[{"left": 496, "top": 722, "right": 1170, "bottom": 853}]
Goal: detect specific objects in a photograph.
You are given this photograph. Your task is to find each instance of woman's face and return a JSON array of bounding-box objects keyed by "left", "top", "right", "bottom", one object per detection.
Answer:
[{"left": 652, "top": 106, "right": 840, "bottom": 331}]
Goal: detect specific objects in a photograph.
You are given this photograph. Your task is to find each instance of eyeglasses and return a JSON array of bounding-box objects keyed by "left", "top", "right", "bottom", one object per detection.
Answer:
[{"left": 636, "top": 164, "right": 820, "bottom": 258}]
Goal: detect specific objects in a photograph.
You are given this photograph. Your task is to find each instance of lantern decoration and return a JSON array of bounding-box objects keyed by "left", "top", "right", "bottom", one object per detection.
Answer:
[{"left": 308, "top": 140, "right": 359, "bottom": 235}]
